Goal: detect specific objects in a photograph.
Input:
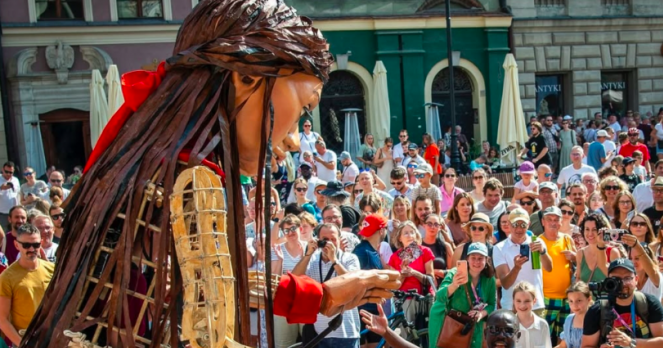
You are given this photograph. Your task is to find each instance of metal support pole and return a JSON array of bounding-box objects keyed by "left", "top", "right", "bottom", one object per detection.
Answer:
[{"left": 446, "top": 0, "right": 461, "bottom": 172}]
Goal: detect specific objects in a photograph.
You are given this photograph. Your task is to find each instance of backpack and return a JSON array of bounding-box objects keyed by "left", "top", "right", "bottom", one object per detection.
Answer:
[{"left": 598, "top": 291, "right": 649, "bottom": 344}]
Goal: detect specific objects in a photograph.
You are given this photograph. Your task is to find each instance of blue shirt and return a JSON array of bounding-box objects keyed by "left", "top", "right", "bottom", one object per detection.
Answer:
[
  {"left": 353, "top": 240, "right": 383, "bottom": 312},
  {"left": 587, "top": 141, "right": 606, "bottom": 171}
]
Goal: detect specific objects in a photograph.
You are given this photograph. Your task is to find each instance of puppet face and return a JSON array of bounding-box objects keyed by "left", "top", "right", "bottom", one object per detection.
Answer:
[
  {"left": 233, "top": 71, "right": 323, "bottom": 175},
  {"left": 484, "top": 310, "right": 519, "bottom": 348}
]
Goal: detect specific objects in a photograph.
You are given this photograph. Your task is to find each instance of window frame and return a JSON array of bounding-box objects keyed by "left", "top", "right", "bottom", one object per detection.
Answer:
[
  {"left": 110, "top": 0, "right": 172, "bottom": 21},
  {"left": 29, "top": 0, "right": 93, "bottom": 22},
  {"left": 600, "top": 70, "right": 635, "bottom": 119},
  {"left": 534, "top": 73, "right": 571, "bottom": 118}
]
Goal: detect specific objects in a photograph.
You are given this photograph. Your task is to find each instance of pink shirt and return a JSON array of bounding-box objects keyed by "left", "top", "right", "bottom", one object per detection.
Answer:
[
  {"left": 388, "top": 245, "right": 435, "bottom": 294},
  {"left": 440, "top": 186, "right": 464, "bottom": 214}
]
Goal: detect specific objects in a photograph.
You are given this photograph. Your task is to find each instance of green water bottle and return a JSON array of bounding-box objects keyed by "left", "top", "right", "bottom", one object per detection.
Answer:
[{"left": 531, "top": 235, "right": 541, "bottom": 270}]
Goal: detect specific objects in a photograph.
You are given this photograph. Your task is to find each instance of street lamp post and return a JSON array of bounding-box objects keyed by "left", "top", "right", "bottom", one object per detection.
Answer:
[{"left": 446, "top": 0, "right": 461, "bottom": 172}]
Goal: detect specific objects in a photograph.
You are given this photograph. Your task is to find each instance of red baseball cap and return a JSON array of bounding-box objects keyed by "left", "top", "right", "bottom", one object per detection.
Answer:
[
  {"left": 628, "top": 127, "right": 639, "bottom": 135},
  {"left": 359, "top": 214, "right": 388, "bottom": 237}
]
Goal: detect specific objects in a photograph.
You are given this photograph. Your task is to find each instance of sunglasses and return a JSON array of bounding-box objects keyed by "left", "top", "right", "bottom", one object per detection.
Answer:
[
  {"left": 486, "top": 326, "right": 516, "bottom": 337},
  {"left": 19, "top": 242, "right": 41, "bottom": 250},
  {"left": 50, "top": 179, "right": 63, "bottom": 183},
  {"left": 23, "top": 172, "right": 34, "bottom": 176},
  {"left": 315, "top": 190, "right": 323, "bottom": 194},
  {"left": 295, "top": 187, "right": 307, "bottom": 192},
  {"left": 354, "top": 189, "right": 364, "bottom": 194},
  {"left": 444, "top": 174, "right": 456, "bottom": 178},
  {"left": 544, "top": 173, "right": 553, "bottom": 178},
  {"left": 359, "top": 168, "right": 371, "bottom": 173},
  {"left": 470, "top": 225, "right": 485, "bottom": 232},
  {"left": 605, "top": 185, "right": 621, "bottom": 191},
  {"left": 399, "top": 135, "right": 407, "bottom": 138},
  {"left": 561, "top": 210, "right": 574, "bottom": 216},
  {"left": 3, "top": 170, "right": 13, "bottom": 175},
  {"left": 630, "top": 221, "right": 647, "bottom": 227},
  {"left": 520, "top": 200, "right": 535, "bottom": 206},
  {"left": 303, "top": 124, "right": 311, "bottom": 127},
  {"left": 415, "top": 173, "right": 426, "bottom": 179},
  {"left": 282, "top": 226, "right": 299, "bottom": 234},
  {"left": 618, "top": 200, "right": 632, "bottom": 205},
  {"left": 473, "top": 176, "right": 485, "bottom": 180},
  {"left": 51, "top": 213, "right": 65, "bottom": 220},
  {"left": 390, "top": 181, "right": 403, "bottom": 186},
  {"left": 511, "top": 222, "right": 528, "bottom": 229},
  {"left": 426, "top": 222, "right": 442, "bottom": 228}
]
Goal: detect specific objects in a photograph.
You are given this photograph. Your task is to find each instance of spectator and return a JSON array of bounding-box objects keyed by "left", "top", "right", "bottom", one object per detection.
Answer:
[
  {"left": 539, "top": 206, "right": 576, "bottom": 345},
  {"left": 339, "top": 151, "right": 359, "bottom": 184},
  {"left": 49, "top": 205, "right": 65, "bottom": 243},
  {"left": 654, "top": 113, "right": 663, "bottom": 160},
  {"left": 512, "top": 161, "right": 539, "bottom": 204},
  {"left": 320, "top": 205, "right": 360, "bottom": 251},
  {"left": 587, "top": 191, "right": 604, "bottom": 213},
  {"left": 65, "top": 165, "right": 82, "bottom": 186},
  {"left": 412, "top": 164, "right": 441, "bottom": 213},
  {"left": 245, "top": 196, "right": 277, "bottom": 239},
  {"left": 298, "top": 212, "right": 317, "bottom": 243},
  {"left": 429, "top": 242, "right": 496, "bottom": 348},
  {"left": 521, "top": 121, "right": 551, "bottom": 168},
  {"left": 513, "top": 281, "right": 552, "bottom": 348},
  {"left": 422, "top": 133, "right": 442, "bottom": 185},
  {"left": 558, "top": 282, "right": 593, "bottom": 348},
  {"left": 287, "top": 162, "right": 320, "bottom": 204},
  {"left": 584, "top": 120, "right": 597, "bottom": 143},
  {"left": 357, "top": 133, "right": 377, "bottom": 171},
  {"left": 558, "top": 200, "right": 581, "bottom": 244},
  {"left": 455, "top": 126, "right": 470, "bottom": 153},
  {"left": 582, "top": 172, "right": 599, "bottom": 196},
  {"left": 292, "top": 223, "right": 361, "bottom": 348},
  {"left": 575, "top": 214, "right": 617, "bottom": 283},
  {"left": 493, "top": 208, "right": 552, "bottom": 316},
  {"left": 421, "top": 213, "right": 453, "bottom": 284},
  {"left": 634, "top": 160, "right": 663, "bottom": 213},
  {"left": 612, "top": 191, "right": 635, "bottom": 229},
  {"left": 298, "top": 119, "right": 320, "bottom": 163},
  {"left": 557, "top": 146, "right": 597, "bottom": 192},
  {"left": 19, "top": 167, "right": 48, "bottom": 210},
  {"left": 468, "top": 168, "right": 487, "bottom": 202},
  {"left": 559, "top": 117, "right": 578, "bottom": 171},
  {"left": 402, "top": 143, "right": 426, "bottom": 168},
  {"left": 529, "top": 182, "right": 559, "bottom": 236},
  {"left": 581, "top": 259, "right": 663, "bottom": 348},
  {"left": 587, "top": 130, "right": 612, "bottom": 172},
  {"left": 624, "top": 233, "right": 663, "bottom": 300},
  {"left": 596, "top": 176, "right": 628, "bottom": 222},
  {"left": 633, "top": 150, "right": 647, "bottom": 182},
  {"left": 542, "top": 116, "right": 560, "bottom": 172},
  {"left": 388, "top": 220, "right": 435, "bottom": 298},
  {"left": 1, "top": 206, "right": 26, "bottom": 265},
  {"left": 43, "top": 170, "right": 70, "bottom": 204},
  {"left": 643, "top": 177, "right": 663, "bottom": 232},
  {"left": 620, "top": 157, "right": 641, "bottom": 193},
  {"left": 387, "top": 167, "right": 414, "bottom": 201},
  {"left": 0, "top": 223, "right": 55, "bottom": 347},
  {"left": 567, "top": 183, "right": 589, "bottom": 225},
  {"left": 313, "top": 140, "right": 337, "bottom": 182},
  {"left": 626, "top": 213, "right": 656, "bottom": 245},
  {"left": 475, "top": 178, "right": 509, "bottom": 229},
  {"left": 393, "top": 130, "right": 410, "bottom": 166},
  {"left": 537, "top": 164, "right": 553, "bottom": 184},
  {"left": 440, "top": 167, "right": 464, "bottom": 215},
  {"left": 493, "top": 212, "right": 512, "bottom": 244},
  {"left": 33, "top": 215, "right": 58, "bottom": 263},
  {"left": 446, "top": 192, "right": 475, "bottom": 246},
  {"left": 519, "top": 193, "right": 539, "bottom": 217},
  {"left": 353, "top": 172, "right": 392, "bottom": 218},
  {"left": 411, "top": 195, "right": 434, "bottom": 235},
  {"left": 48, "top": 186, "right": 64, "bottom": 207},
  {"left": 620, "top": 128, "right": 652, "bottom": 174},
  {"left": 0, "top": 162, "right": 19, "bottom": 230},
  {"left": 602, "top": 127, "right": 618, "bottom": 168},
  {"left": 290, "top": 177, "right": 319, "bottom": 220},
  {"left": 374, "top": 137, "right": 394, "bottom": 191},
  {"left": 388, "top": 195, "right": 411, "bottom": 242},
  {"left": 452, "top": 212, "right": 494, "bottom": 263}
]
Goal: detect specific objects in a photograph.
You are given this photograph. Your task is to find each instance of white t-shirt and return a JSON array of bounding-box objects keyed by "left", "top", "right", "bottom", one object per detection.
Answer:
[
  {"left": 557, "top": 164, "right": 597, "bottom": 189},
  {"left": 341, "top": 163, "right": 359, "bottom": 183},
  {"left": 514, "top": 180, "right": 538, "bottom": 192},
  {"left": 305, "top": 251, "right": 361, "bottom": 338},
  {"left": 276, "top": 241, "right": 307, "bottom": 275},
  {"left": 641, "top": 275, "right": 663, "bottom": 301},
  {"left": 634, "top": 165, "right": 647, "bottom": 181},
  {"left": 0, "top": 176, "right": 19, "bottom": 214},
  {"left": 655, "top": 123, "right": 663, "bottom": 141},
  {"left": 299, "top": 131, "right": 320, "bottom": 154},
  {"left": 402, "top": 155, "right": 426, "bottom": 167},
  {"left": 602, "top": 140, "right": 617, "bottom": 168},
  {"left": 633, "top": 180, "right": 653, "bottom": 213},
  {"left": 379, "top": 241, "right": 393, "bottom": 265},
  {"left": 493, "top": 235, "right": 547, "bottom": 311},
  {"left": 315, "top": 150, "right": 337, "bottom": 182},
  {"left": 392, "top": 143, "right": 408, "bottom": 164},
  {"left": 516, "top": 315, "right": 553, "bottom": 348},
  {"left": 610, "top": 122, "right": 622, "bottom": 141}
]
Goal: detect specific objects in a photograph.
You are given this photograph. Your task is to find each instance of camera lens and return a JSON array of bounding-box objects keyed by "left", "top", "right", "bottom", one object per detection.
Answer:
[{"left": 604, "top": 277, "right": 623, "bottom": 294}]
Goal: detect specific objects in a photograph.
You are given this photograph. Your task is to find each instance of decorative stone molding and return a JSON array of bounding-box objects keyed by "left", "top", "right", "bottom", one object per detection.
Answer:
[
  {"left": 80, "top": 46, "right": 114, "bottom": 72},
  {"left": 46, "top": 41, "right": 75, "bottom": 84},
  {"left": 6, "top": 47, "right": 38, "bottom": 78}
]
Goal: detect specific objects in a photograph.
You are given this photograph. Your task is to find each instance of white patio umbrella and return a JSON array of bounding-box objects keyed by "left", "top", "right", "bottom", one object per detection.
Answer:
[
  {"left": 496, "top": 53, "right": 528, "bottom": 166},
  {"left": 106, "top": 65, "right": 124, "bottom": 118},
  {"left": 371, "top": 61, "right": 391, "bottom": 145},
  {"left": 26, "top": 121, "right": 47, "bottom": 177},
  {"left": 89, "top": 69, "right": 109, "bottom": 148},
  {"left": 424, "top": 102, "right": 444, "bottom": 142},
  {"left": 342, "top": 108, "right": 362, "bottom": 165}
]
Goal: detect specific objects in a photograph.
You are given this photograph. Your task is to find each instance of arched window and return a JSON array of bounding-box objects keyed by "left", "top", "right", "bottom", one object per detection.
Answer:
[
  {"left": 319, "top": 70, "right": 367, "bottom": 155},
  {"left": 432, "top": 67, "right": 476, "bottom": 141}
]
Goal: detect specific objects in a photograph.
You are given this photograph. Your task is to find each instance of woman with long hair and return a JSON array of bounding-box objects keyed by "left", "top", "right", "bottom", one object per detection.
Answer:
[
  {"left": 445, "top": 192, "right": 475, "bottom": 246},
  {"left": 452, "top": 213, "right": 494, "bottom": 264},
  {"left": 297, "top": 212, "right": 317, "bottom": 243},
  {"left": 468, "top": 168, "right": 487, "bottom": 202},
  {"left": 587, "top": 191, "right": 604, "bottom": 212},
  {"left": 421, "top": 214, "right": 454, "bottom": 284},
  {"left": 623, "top": 233, "right": 662, "bottom": 300},
  {"left": 358, "top": 133, "right": 377, "bottom": 171},
  {"left": 354, "top": 171, "right": 393, "bottom": 217},
  {"left": 612, "top": 191, "right": 635, "bottom": 228},
  {"left": 626, "top": 213, "right": 656, "bottom": 245},
  {"left": 493, "top": 212, "right": 511, "bottom": 244},
  {"left": 596, "top": 175, "right": 627, "bottom": 222},
  {"left": 558, "top": 199, "right": 579, "bottom": 236},
  {"left": 388, "top": 195, "right": 411, "bottom": 242},
  {"left": 49, "top": 205, "right": 66, "bottom": 243},
  {"left": 374, "top": 137, "right": 394, "bottom": 190},
  {"left": 575, "top": 214, "right": 619, "bottom": 284},
  {"left": 291, "top": 177, "right": 318, "bottom": 217},
  {"left": 19, "top": 166, "right": 48, "bottom": 210},
  {"left": 422, "top": 133, "right": 442, "bottom": 185},
  {"left": 440, "top": 167, "right": 464, "bottom": 215},
  {"left": 520, "top": 193, "right": 540, "bottom": 216}
]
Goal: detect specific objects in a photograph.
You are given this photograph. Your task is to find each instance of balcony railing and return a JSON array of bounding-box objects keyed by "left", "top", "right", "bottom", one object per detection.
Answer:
[
  {"left": 602, "top": 0, "right": 630, "bottom": 15},
  {"left": 535, "top": 0, "right": 566, "bottom": 17}
]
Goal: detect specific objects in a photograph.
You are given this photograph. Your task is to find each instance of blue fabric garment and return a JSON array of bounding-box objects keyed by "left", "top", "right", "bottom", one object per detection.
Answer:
[
  {"left": 353, "top": 240, "right": 383, "bottom": 312},
  {"left": 561, "top": 313, "right": 583, "bottom": 348},
  {"left": 587, "top": 142, "right": 606, "bottom": 171}
]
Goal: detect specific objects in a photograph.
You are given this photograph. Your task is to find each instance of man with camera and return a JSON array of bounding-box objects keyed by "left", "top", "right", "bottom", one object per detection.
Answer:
[
  {"left": 581, "top": 258, "right": 663, "bottom": 348},
  {"left": 291, "top": 222, "right": 361, "bottom": 348}
]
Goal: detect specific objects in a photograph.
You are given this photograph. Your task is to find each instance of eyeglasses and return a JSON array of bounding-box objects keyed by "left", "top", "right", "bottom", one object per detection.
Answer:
[
  {"left": 486, "top": 326, "right": 516, "bottom": 337},
  {"left": 444, "top": 174, "right": 456, "bottom": 178},
  {"left": 604, "top": 185, "right": 621, "bottom": 191},
  {"left": 323, "top": 215, "right": 342, "bottom": 222},
  {"left": 50, "top": 179, "right": 63, "bottom": 183},
  {"left": 23, "top": 172, "right": 34, "bottom": 176},
  {"left": 426, "top": 222, "right": 442, "bottom": 228},
  {"left": 390, "top": 181, "right": 404, "bottom": 186},
  {"left": 473, "top": 176, "right": 485, "bottom": 180},
  {"left": 561, "top": 210, "right": 574, "bottom": 216},
  {"left": 315, "top": 190, "right": 323, "bottom": 194},
  {"left": 399, "top": 135, "right": 407, "bottom": 138},
  {"left": 51, "top": 213, "right": 65, "bottom": 220},
  {"left": 511, "top": 222, "right": 528, "bottom": 229},
  {"left": 3, "top": 170, "right": 13, "bottom": 175},
  {"left": 630, "top": 221, "right": 647, "bottom": 227},
  {"left": 618, "top": 200, "right": 632, "bottom": 205},
  {"left": 583, "top": 180, "right": 598, "bottom": 184},
  {"left": 303, "top": 124, "right": 311, "bottom": 128},
  {"left": 354, "top": 189, "right": 363, "bottom": 194},
  {"left": 520, "top": 200, "right": 535, "bottom": 206},
  {"left": 295, "top": 187, "right": 307, "bottom": 192},
  {"left": 282, "top": 226, "right": 300, "bottom": 234},
  {"left": 470, "top": 225, "right": 485, "bottom": 232},
  {"left": 613, "top": 276, "right": 635, "bottom": 283},
  {"left": 415, "top": 173, "right": 426, "bottom": 179},
  {"left": 19, "top": 242, "right": 41, "bottom": 250}
]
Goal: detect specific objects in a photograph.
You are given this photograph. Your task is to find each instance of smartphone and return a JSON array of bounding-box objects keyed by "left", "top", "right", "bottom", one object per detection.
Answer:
[
  {"left": 520, "top": 244, "right": 530, "bottom": 259},
  {"left": 456, "top": 260, "right": 468, "bottom": 279}
]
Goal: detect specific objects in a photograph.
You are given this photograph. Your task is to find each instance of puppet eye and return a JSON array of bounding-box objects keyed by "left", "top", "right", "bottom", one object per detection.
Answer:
[{"left": 241, "top": 75, "right": 255, "bottom": 84}]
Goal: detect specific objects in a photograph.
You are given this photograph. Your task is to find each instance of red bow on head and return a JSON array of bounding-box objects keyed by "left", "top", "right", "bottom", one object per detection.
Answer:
[{"left": 84, "top": 62, "right": 225, "bottom": 180}]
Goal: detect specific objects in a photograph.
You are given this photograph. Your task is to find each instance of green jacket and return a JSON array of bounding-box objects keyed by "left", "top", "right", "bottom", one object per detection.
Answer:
[{"left": 428, "top": 268, "right": 496, "bottom": 348}]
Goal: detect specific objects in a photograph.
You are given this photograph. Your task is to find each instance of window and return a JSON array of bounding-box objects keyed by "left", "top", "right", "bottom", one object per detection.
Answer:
[
  {"left": 117, "top": 0, "right": 163, "bottom": 19},
  {"left": 35, "top": 0, "right": 84, "bottom": 20},
  {"left": 535, "top": 74, "right": 567, "bottom": 117},
  {"left": 601, "top": 71, "right": 633, "bottom": 118}
]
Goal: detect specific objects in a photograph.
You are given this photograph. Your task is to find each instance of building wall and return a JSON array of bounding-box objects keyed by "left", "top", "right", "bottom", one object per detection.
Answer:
[{"left": 509, "top": 0, "right": 663, "bottom": 119}]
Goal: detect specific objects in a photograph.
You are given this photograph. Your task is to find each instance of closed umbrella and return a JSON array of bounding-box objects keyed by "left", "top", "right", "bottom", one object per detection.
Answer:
[
  {"left": 424, "top": 102, "right": 444, "bottom": 142},
  {"left": 90, "top": 69, "right": 109, "bottom": 148},
  {"left": 496, "top": 53, "right": 528, "bottom": 165},
  {"left": 27, "top": 121, "right": 47, "bottom": 177},
  {"left": 106, "top": 65, "right": 124, "bottom": 118},
  {"left": 342, "top": 108, "right": 362, "bottom": 165},
  {"left": 371, "top": 61, "right": 391, "bottom": 145}
]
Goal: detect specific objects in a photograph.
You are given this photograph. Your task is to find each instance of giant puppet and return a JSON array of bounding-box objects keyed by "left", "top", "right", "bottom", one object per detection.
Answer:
[{"left": 19, "top": 1, "right": 400, "bottom": 347}]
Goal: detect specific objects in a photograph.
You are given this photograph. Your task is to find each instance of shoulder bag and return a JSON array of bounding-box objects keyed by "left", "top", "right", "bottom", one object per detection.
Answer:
[{"left": 436, "top": 284, "right": 475, "bottom": 348}]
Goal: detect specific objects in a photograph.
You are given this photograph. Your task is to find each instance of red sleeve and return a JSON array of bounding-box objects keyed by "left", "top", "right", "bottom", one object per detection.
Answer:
[
  {"left": 422, "top": 246, "right": 435, "bottom": 263},
  {"left": 273, "top": 272, "right": 323, "bottom": 324},
  {"left": 388, "top": 251, "right": 402, "bottom": 270}
]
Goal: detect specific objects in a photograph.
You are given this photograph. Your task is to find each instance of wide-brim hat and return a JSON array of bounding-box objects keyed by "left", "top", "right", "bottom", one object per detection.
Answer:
[
  {"left": 462, "top": 212, "right": 493, "bottom": 234},
  {"left": 320, "top": 180, "right": 350, "bottom": 197}
]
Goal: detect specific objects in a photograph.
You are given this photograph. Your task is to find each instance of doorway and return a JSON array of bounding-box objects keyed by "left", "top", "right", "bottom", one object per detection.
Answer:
[
  {"left": 432, "top": 67, "right": 475, "bottom": 142},
  {"left": 39, "top": 109, "right": 91, "bottom": 175}
]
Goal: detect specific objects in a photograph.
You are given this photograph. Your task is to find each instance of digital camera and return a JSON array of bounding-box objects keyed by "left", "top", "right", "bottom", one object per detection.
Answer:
[
  {"left": 317, "top": 239, "right": 329, "bottom": 249},
  {"left": 588, "top": 276, "right": 623, "bottom": 297}
]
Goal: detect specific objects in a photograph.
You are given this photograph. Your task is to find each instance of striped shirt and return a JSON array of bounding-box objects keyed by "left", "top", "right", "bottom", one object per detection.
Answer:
[
  {"left": 305, "top": 251, "right": 361, "bottom": 338},
  {"left": 277, "top": 241, "right": 307, "bottom": 274}
]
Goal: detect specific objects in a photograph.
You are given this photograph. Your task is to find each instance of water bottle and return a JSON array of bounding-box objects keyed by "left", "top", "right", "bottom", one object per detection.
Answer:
[{"left": 531, "top": 235, "right": 541, "bottom": 270}]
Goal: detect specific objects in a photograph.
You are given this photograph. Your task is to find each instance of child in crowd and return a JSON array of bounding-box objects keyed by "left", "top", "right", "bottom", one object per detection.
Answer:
[
  {"left": 632, "top": 150, "right": 647, "bottom": 182},
  {"left": 619, "top": 157, "right": 641, "bottom": 192},
  {"left": 514, "top": 281, "right": 552, "bottom": 348},
  {"left": 411, "top": 163, "right": 442, "bottom": 213},
  {"left": 512, "top": 161, "right": 539, "bottom": 203},
  {"left": 611, "top": 155, "right": 624, "bottom": 176},
  {"left": 556, "top": 282, "right": 592, "bottom": 348}
]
